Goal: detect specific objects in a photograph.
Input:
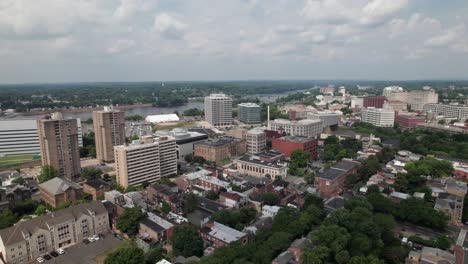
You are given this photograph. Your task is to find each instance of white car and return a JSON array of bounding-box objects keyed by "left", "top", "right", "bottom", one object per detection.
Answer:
[
  {"left": 88, "top": 237, "right": 96, "bottom": 242},
  {"left": 57, "top": 248, "right": 65, "bottom": 255},
  {"left": 37, "top": 257, "right": 45, "bottom": 263},
  {"left": 92, "top": 235, "right": 100, "bottom": 241}
]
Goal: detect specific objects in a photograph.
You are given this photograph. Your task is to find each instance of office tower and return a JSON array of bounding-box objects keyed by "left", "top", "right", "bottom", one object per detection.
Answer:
[
  {"left": 37, "top": 112, "right": 81, "bottom": 179},
  {"left": 361, "top": 107, "right": 395, "bottom": 127},
  {"left": 114, "top": 136, "right": 177, "bottom": 188},
  {"left": 238, "top": 103, "right": 261, "bottom": 124},
  {"left": 93, "top": 106, "right": 125, "bottom": 163},
  {"left": 204, "top": 94, "right": 233, "bottom": 127}
]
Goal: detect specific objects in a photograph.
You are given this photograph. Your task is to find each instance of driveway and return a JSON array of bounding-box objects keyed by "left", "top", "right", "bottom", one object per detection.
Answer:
[{"left": 40, "top": 235, "right": 124, "bottom": 264}]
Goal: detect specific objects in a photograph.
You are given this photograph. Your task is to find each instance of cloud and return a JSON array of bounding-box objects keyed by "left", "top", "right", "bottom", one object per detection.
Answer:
[
  {"left": 107, "top": 39, "right": 135, "bottom": 54},
  {"left": 113, "top": 0, "right": 155, "bottom": 22},
  {"left": 360, "top": 0, "right": 408, "bottom": 26},
  {"left": 153, "top": 13, "right": 187, "bottom": 40},
  {"left": 424, "top": 24, "right": 463, "bottom": 47}
]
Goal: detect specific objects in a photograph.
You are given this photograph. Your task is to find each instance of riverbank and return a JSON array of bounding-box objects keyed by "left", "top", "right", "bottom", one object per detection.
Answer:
[{"left": 19, "top": 103, "right": 154, "bottom": 116}]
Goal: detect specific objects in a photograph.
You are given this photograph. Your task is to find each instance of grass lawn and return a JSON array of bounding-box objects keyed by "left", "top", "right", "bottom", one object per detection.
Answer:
[{"left": 0, "top": 155, "right": 36, "bottom": 166}]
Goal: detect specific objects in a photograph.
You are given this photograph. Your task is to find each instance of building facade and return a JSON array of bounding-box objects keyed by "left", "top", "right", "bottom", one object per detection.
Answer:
[
  {"left": 363, "top": 96, "right": 386, "bottom": 108},
  {"left": 246, "top": 129, "right": 266, "bottom": 154},
  {"left": 39, "top": 177, "right": 84, "bottom": 208},
  {"left": 92, "top": 106, "right": 125, "bottom": 163},
  {"left": 236, "top": 157, "right": 288, "bottom": 178},
  {"left": 204, "top": 94, "right": 233, "bottom": 128},
  {"left": 114, "top": 136, "right": 177, "bottom": 188},
  {"left": 395, "top": 114, "right": 425, "bottom": 129},
  {"left": 422, "top": 103, "right": 468, "bottom": 121},
  {"left": 269, "top": 119, "right": 323, "bottom": 138},
  {"left": 314, "top": 159, "right": 361, "bottom": 196},
  {"left": 0, "top": 201, "right": 109, "bottom": 264},
  {"left": 37, "top": 113, "right": 81, "bottom": 179},
  {"left": 238, "top": 103, "right": 261, "bottom": 124},
  {"left": 272, "top": 136, "right": 318, "bottom": 160},
  {"left": 194, "top": 137, "right": 246, "bottom": 164},
  {"left": 361, "top": 107, "right": 395, "bottom": 127},
  {"left": 155, "top": 128, "right": 208, "bottom": 159},
  {"left": 307, "top": 110, "right": 342, "bottom": 129}
]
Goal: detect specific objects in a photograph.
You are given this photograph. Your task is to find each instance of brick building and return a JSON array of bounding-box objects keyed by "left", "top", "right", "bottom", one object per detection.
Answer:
[
  {"left": 39, "top": 177, "right": 83, "bottom": 208},
  {"left": 146, "top": 183, "right": 182, "bottom": 214},
  {"left": 363, "top": 96, "right": 386, "bottom": 108},
  {"left": 314, "top": 159, "right": 361, "bottom": 196},
  {"left": 194, "top": 137, "right": 246, "bottom": 164},
  {"left": 272, "top": 136, "right": 318, "bottom": 160},
  {"left": 395, "top": 114, "right": 426, "bottom": 129},
  {"left": 200, "top": 222, "right": 248, "bottom": 249},
  {"left": 82, "top": 179, "right": 111, "bottom": 200}
]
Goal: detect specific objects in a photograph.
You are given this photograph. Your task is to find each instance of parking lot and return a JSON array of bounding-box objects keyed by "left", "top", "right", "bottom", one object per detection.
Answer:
[{"left": 37, "top": 234, "right": 124, "bottom": 264}]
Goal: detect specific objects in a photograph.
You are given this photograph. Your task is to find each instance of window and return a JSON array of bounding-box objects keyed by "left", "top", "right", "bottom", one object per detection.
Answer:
[
  {"left": 81, "top": 219, "right": 89, "bottom": 237},
  {"left": 37, "top": 234, "right": 46, "bottom": 253},
  {"left": 57, "top": 224, "right": 70, "bottom": 240}
]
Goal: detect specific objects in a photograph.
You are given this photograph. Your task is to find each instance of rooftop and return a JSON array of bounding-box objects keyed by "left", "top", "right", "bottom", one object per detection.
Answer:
[
  {"left": 207, "top": 222, "right": 247, "bottom": 243},
  {"left": 276, "top": 135, "right": 316, "bottom": 143},
  {"left": 271, "top": 119, "right": 322, "bottom": 125},
  {"left": 39, "top": 177, "right": 82, "bottom": 195},
  {"left": 238, "top": 157, "right": 287, "bottom": 169},
  {"left": 238, "top": 103, "right": 260, "bottom": 108},
  {"left": 195, "top": 137, "right": 237, "bottom": 147},
  {"left": 84, "top": 179, "right": 110, "bottom": 190}
]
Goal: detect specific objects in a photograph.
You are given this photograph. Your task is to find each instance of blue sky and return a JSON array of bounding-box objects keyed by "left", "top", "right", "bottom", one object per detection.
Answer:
[{"left": 0, "top": 0, "right": 468, "bottom": 83}]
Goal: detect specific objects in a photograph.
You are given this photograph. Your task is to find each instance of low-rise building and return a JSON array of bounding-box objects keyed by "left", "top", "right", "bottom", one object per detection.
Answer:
[
  {"left": 423, "top": 103, "right": 468, "bottom": 121},
  {"left": 272, "top": 136, "right": 318, "bottom": 160},
  {"left": 262, "top": 205, "right": 281, "bottom": 218},
  {"left": 219, "top": 192, "right": 248, "bottom": 208},
  {"left": 307, "top": 110, "right": 342, "bottom": 129},
  {"left": 82, "top": 179, "right": 111, "bottom": 200},
  {"left": 434, "top": 179, "right": 467, "bottom": 224},
  {"left": 314, "top": 159, "right": 361, "bottom": 196},
  {"left": 236, "top": 157, "right": 288, "bottom": 179},
  {"left": 196, "top": 176, "right": 231, "bottom": 193},
  {"left": 361, "top": 107, "right": 395, "bottom": 127},
  {"left": 395, "top": 114, "right": 425, "bottom": 129},
  {"left": 269, "top": 119, "right": 323, "bottom": 138},
  {"left": 39, "top": 177, "right": 83, "bottom": 208},
  {"left": 200, "top": 222, "right": 248, "bottom": 248},
  {"left": 147, "top": 183, "right": 182, "bottom": 214},
  {"left": 416, "top": 123, "right": 467, "bottom": 135},
  {"left": 0, "top": 201, "right": 109, "bottom": 264},
  {"left": 0, "top": 186, "right": 32, "bottom": 211},
  {"left": 139, "top": 212, "right": 175, "bottom": 242},
  {"left": 194, "top": 137, "right": 246, "bottom": 164}
]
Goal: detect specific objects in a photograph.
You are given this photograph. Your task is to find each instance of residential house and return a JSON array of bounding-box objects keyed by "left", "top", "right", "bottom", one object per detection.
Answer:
[
  {"left": 219, "top": 192, "right": 248, "bottom": 208},
  {"left": 200, "top": 222, "right": 248, "bottom": 248},
  {"left": 147, "top": 183, "right": 183, "bottom": 214}
]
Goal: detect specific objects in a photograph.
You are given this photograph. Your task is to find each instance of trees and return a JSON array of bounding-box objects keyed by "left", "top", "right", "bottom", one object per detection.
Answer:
[
  {"left": 117, "top": 207, "right": 147, "bottom": 236},
  {"left": 291, "top": 149, "right": 310, "bottom": 168},
  {"left": 37, "top": 165, "right": 57, "bottom": 183},
  {"left": 80, "top": 167, "right": 103, "bottom": 180},
  {"left": 211, "top": 208, "right": 257, "bottom": 230},
  {"left": 395, "top": 198, "right": 448, "bottom": 230},
  {"left": 34, "top": 205, "right": 47, "bottom": 216},
  {"left": 172, "top": 225, "right": 204, "bottom": 257},
  {"left": 405, "top": 157, "right": 453, "bottom": 177},
  {"left": 105, "top": 243, "right": 144, "bottom": 264},
  {"left": 205, "top": 190, "right": 219, "bottom": 200},
  {"left": 80, "top": 132, "right": 96, "bottom": 158},
  {"left": 183, "top": 108, "right": 203, "bottom": 116},
  {"left": 0, "top": 209, "right": 18, "bottom": 229},
  {"left": 184, "top": 193, "right": 198, "bottom": 214},
  {"left": 358, "top": 155, "right": 380, "bottom": 181},
  {"left": 261, "top": 192, "right": 280, "bottom": 206},
  {"left": 145, "top": 246, "right": 164, "bottom": 264},
  {"left": 11, "top": 177, "right": 26, "bottom": 185},
  {"left": 161, "top": 202, "right": 171, "bottom": 215}
]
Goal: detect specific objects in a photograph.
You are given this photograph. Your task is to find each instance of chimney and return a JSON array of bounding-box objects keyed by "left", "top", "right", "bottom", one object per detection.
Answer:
[{"left": 267, "top": 105, "right": 270, "bottom": 129}]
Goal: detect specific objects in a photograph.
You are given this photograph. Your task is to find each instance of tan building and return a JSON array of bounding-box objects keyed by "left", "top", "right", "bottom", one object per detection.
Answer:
[
  {"left": 0, "top": 201, "right": 109, "bottom": 264},
  {"left": 236, "top": 157, "right": 288, "bottom": 178},
  {"left": 37, "top": 113, "right": 81, "bottom": 179},
  {"left": 204, "top": 93, "right": 233, "bottom": 128},
  {"left": 92, "top": 106, "right": 125, "bottom": 163},
  {"left": 83, "top": 179, "right": 112, "bottom": 200},
  {"left": 114, "top": 136, "right": 177, "bottom": 188},
  {"left": 246, "top": 128, "right": 266, "bottom": 154},
  {"left": 194, "top": 137, "right": 246, "bottom": 164},
  {"left": 39, "top": 177, "right": 83, "bottom": 208}
]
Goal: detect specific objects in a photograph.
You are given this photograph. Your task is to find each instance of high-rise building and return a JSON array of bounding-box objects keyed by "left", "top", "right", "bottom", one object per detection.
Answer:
[
  {"left": 238, "top": 103, "right": 261, "bottom": 124},
  {"left": 204, "top": 94, "right": 233, "bottom": 128},
  {"left": 361, "top": 107, "right": 395, "bottom": 127},
  {"left": 37, "top": 113, "right": 81, "bottom": 179},
  {"left": 422, "top": 103, "right": 468, "bottom": 121},
  {"left": 114, "top": 136, "right": 177, "bottom": 188},
  {"left": 93, "top": 106, "right": 125, "bottom": 163},
  {"left": 269, "top": 119, "right": 323, "bottom": 138},
  {"left": 246, "top": 128, "right": 266, "bottom": 154}
]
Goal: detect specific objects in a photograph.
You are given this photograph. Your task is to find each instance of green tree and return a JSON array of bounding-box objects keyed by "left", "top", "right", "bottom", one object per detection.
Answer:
[
  {"left": 117, "top": 207, "right": 147, "bottom": 236},
  {"left": 11, "top": 177, "right": 26, "bottom": 185},
  {"left": 161, "top": 201, "right": 171, "bottom": 215},
  {"left": 80, "top": 167, "right": 103, "bottom": 180},
  {"left": 37, "top": 165, "right": 58, "bottom": 183},
  {"left": 0, "top": 209, "right": 18, "bottom": 229},
  {"left": 145, "top": 246, "right": 164, "bottom": 264},
  {"left": 172, "top": 225, "right": 204, "bottom": 257},
  {"left": 34, "top": 205, "right": 48, "bottom": 216},
  {"left": 291, "top": 149, "right": 310, "bottom": 168},
  {"left": 105, "top": 243, "right": 144, "bottom": 264},
  {"left": 184, "top": 193, "right": 198, "bottom": 214},
  {"left": 261, "top": 192, "right": 280, "bottom": 206},
  {"left": 205, "top": 190, "right": 219, "bottom": 200},
  {"left": 436, "top": 235, "right": 452, "bottom": 250}
]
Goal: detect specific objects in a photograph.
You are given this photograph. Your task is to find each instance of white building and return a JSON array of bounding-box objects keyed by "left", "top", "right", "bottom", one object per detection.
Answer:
[
  {"left": 383, "top": 86, "right": 438, "bottom": 111},
  {"left": 422, "top": 103, "right": 468, "bottom": 121},
  {"left": 361, "top": 107, "right": 395, "bottom": 127},
  {"left": 0, "top": 119, "right": 83, "bottom": 156},
  {"left": 155, "top": 128, "right": 208, "bottom": 159},
  {"left": 145, "top": 114, "right": 180, "bottom": 123},
  {"left": 262, "top": 205, "right": 281, "bottom": 218},
  {"left": 269, "top": 119, "right": 323, "bottom": 138},
  {"left": 114, "top": 136, "right": 177, "bottom": 188},
  {"left": 246, "top": 128, "right": 266, "bottom": 154},
  {"left": 307, "top": 110, "right": 342, "bottom": 128},
  {"left": 205, "top": 93, "right": 233, "bottom": 128}
]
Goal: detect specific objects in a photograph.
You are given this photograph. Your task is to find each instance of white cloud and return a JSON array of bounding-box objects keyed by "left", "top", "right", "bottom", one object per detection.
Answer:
[
  {"left": 153, "top": 13, "right": 187, "bottom": 40},
  {"left": 107, "top": 39, "right": 135, "bottom": 54},
  {"left": 113, "top": 0, "right": 155, "bottom": 22},
  {"left": 360, "top": 0, "right": 408, "bottom": 26},
  {"left": 424, "top": 24, "right": 463, "bottom": 47}
]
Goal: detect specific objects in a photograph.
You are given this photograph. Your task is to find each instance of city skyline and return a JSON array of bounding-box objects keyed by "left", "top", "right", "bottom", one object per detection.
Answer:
[{"left": 1, "top": 0, "right": 468, "bottom": 83}]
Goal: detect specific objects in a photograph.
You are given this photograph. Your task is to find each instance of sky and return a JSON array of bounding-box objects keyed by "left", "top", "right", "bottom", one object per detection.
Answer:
[{"left": 1, "top": 0, "right": 468, "bottom": 83}]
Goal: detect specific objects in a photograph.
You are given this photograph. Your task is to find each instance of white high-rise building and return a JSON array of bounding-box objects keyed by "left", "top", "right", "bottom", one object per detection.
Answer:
[
  {"left": 361, "top": 107, "right": 395, "bottom": 127},
  {"left": 204, "top": 94, "right": 233, "bottom": 128},
  {"left": 114, "top": 136, "right": 177, "bottom": 188},
  {"left": 246, "top": 128, "right": 266, "bottom": 154},
  {"left": 422, "top": 103, "right": 468, "bottom": 121},
  {"left": 269, "top": 119, "right": 323, "bottom": 138}
]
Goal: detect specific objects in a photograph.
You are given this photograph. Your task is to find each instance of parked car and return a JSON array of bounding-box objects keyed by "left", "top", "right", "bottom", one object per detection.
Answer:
[
  {"left": 37, "top": 257, "right": 45, "bottom": 263},
  {"left": 92, "top": 234, "right": 100, "bottom": 241},
  {"left": 50, "top": 251, "right": 59, "bottom": 257},
  {"left": 88, "top": 237, "right": 96, "bottom": 242},
  {"left": 43, "top": 254, "right": 52, "bottom": 260},
  {"left": 98, "top": 233, "right": 104, "bottom": 239},
  {"left": 57, "top": 248, "right": 65, "bottom": 255},
  {"left": 83, "top": 238, "right": 90, "bottom": 244}
]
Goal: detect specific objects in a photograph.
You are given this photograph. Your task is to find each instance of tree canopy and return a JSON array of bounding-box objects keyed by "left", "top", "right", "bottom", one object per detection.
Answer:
[
  {"left": 117, "top": 207, "right": 147, "bottom": 236},
  {"left": 37, "top": 165, "right": 58, "bottom": 183},
  {"left": 172, "top": 225, "right": 204, "bottom": 257},
  {"left": 105, "top": 243, "right": 144, "bottom": 264}
]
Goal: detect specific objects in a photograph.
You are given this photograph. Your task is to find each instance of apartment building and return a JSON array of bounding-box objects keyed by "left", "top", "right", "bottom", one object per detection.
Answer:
[
  {"left": 315, "top": 159, "right": 361, "bottom": 196},
  {"left": 114, "top": 136, "right": 177, "bottom": 188},
  {"left": 236, "top": 157, "right": 288, "bottom": 179},
  {"left": 194, "top": 137, "right": 246, "bottom": 164},
  {"left": 246, "top": 128, "right": 266, "bottom": 154},
  {"left": 238, "top": 103, "right": 261, "bottom": 124},
  {"left": 92, "top": 106, "right": 125, "bottom": 163},
  {"left": 39, "top": 177, "right": 84, "bottom": 208},
  {"left": 307, "top": 110, "right": 342, "bottom": 129},
  {"left": 422, "top": 103, "right": 468, "bottom": 121},
  {"left": 269, "top": 119, "right": 323, "bottom": 138},
  {"left": 272, "top": 136, "right": 318, "bottom": 160},
  {"left": 37, "top": 113, "right": 81, "bottom": 179},
  {"left": 0, "top": 201, "right": 109, "bottom": 264},
  {"left": 361, "top": 107, "right": 395, "bottom": 127},
  {"left": 204, "top": 94, "right": 233, "bottom": 128}
]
